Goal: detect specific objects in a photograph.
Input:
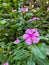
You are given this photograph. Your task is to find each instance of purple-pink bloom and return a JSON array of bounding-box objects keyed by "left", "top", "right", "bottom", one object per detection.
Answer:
[
  {"left": 23, "top": 28, "right": 40, "bottom": 45},
  {"left": 47, "top": 7, "right": 49, "bottom": 10},
  {"left": 12, "top": 9, "right": 16, "bottom": 12},
  {"left": 30, "top": 17, "right": 40, "bottom": 21},
  {"left": 20, "top": 7, "right": 28, "bottom": 12},
  {"left": 3, "top": 62, "right": 8, "bottom": 65},
  {"left": 14, "top": 39, "right": 20, "bottom": 44}
]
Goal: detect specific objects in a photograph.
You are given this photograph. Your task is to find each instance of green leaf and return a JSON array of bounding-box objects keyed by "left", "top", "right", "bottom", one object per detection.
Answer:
[
  {"left": 46, "top": 46, "right": 49, "bottom": 55},
  {"left": 0, "top": 20, "right": 6, "bottom": 25},
  {"left": 28, "top": 43, "right": 46, "bottom": 59},
  {"left": 39, "top": 36, "right": 49, "bottom": 40},
  {"left": 26, "top": 12, "right": 33, "bottom": 17},
  {"left": 27, "top": 56, "right": 35, "bottom": 65},
  {"left": 13, "top": 50, "right": 30, "bottom": 60},
  {"left": 36, "top": 57, "right": 49, "bottom": 65}
]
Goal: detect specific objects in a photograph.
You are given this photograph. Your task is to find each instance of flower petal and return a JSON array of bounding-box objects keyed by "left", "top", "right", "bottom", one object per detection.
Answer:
[
  {"left": 31, "top": 28, "right": 38, "bottom": 33},
  {"left": 30, "top": 17, "right": 39, "bottom": 21},
  {"left": 23, "top": 34, "right": 29, "bottom": 39},
  {"left": 25, "top": 29, "right": 32, "bottom": 34},
  {"left": 25, "top": 38, "right": 32, "bottom": 45},
  {"left": 14, "top": 39, "right": 20, "bottom": 44},
  {"left": 4, "top": 62, "right": 8, "bottom": 65},
  {"left": 12, "top": 9, "right": 16, "bottom": 12},
  {"left": 47, "top": 7, "right": 49, "bottom": 10},
  {"left": 34, "top": 31, "right": 40, "bottom": 36},
  {"left": 32, "top": 37, "right": 40, "bottom": 43},
  {"left": 20, "top": 7, "right": 28, "bottom": 12}
]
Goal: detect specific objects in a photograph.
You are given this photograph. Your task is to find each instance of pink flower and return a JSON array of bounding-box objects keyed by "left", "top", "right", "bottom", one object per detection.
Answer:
[
  {"left": 3, "top": 62, "right": 8, "bottom": 65},
  {"left": 20, "top": 7, "right": 28, "bottom": 12},
  {"left": 47, "top": 7, "right": 49, "bottom": 10},
  {"left": 23, "top": 28, "right": 40, "bottom": 45},
  {"left": 30, "top": 17, "right": 40, "bottom": 21},
  {"left": 14, "top": 39, "right": 20, "bottom": 44},
  {"left": 12, "top": 10, "right": 16, "bottom": 12}
]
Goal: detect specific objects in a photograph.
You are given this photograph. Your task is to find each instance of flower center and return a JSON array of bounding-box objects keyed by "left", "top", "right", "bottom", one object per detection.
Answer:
[{"left": 29, "top": 34, "right": 33, "bottom": 37}]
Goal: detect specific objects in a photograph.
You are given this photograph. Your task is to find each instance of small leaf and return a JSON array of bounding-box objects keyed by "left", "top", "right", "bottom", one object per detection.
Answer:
[
  {"left": 36, "top": 57, "right": 49, "bottom": 65},
  {"left": 0, "top": 20, "right": 6, "bottom": 25},
  {"left": 39, "top": 36, "right": 49, "bottom": 40},
  {"left": 27, "top": 56, "right": 35, "bottom": 65}
]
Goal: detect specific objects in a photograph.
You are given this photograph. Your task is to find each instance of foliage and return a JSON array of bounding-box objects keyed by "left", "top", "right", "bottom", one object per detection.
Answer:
[{"left": 0, "top": 0, "right": 49, "bottom": 65}]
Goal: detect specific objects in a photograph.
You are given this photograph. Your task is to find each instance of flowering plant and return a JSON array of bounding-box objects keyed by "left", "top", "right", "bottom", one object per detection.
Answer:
[{"left": 0, "top": 0, "right": 49, "bottom": 65}]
